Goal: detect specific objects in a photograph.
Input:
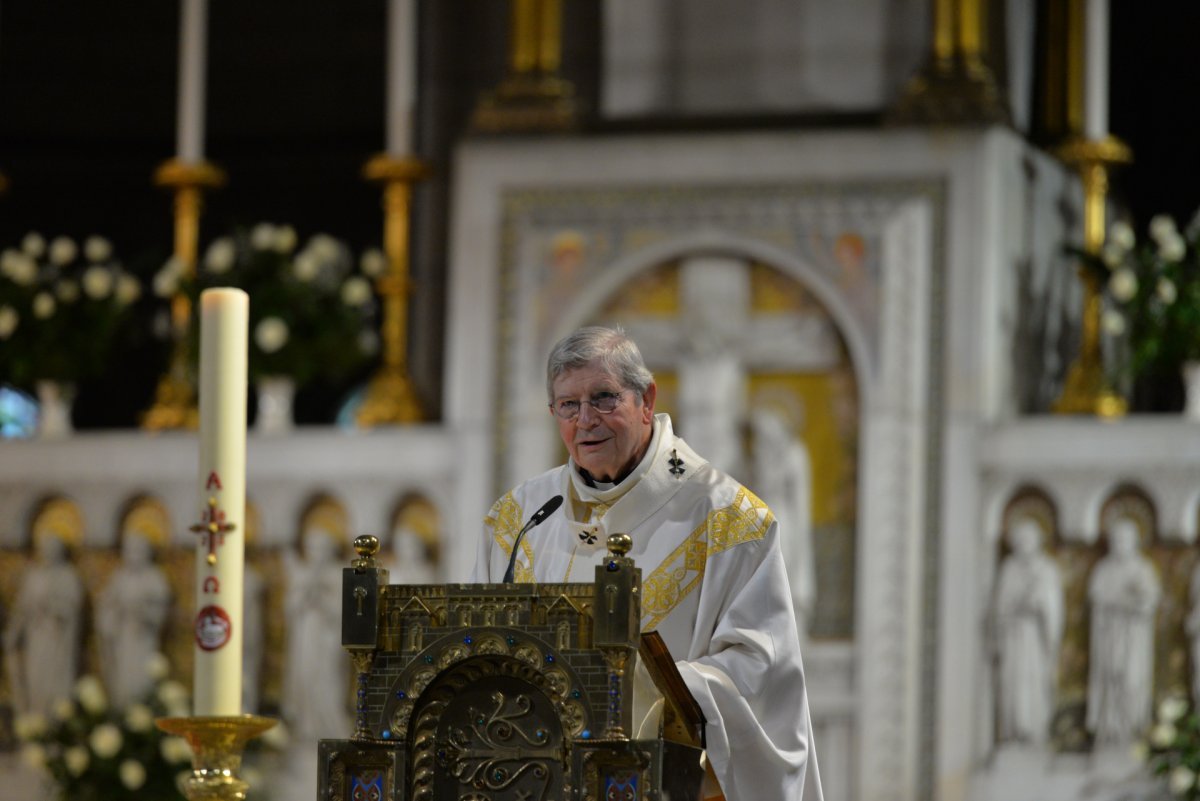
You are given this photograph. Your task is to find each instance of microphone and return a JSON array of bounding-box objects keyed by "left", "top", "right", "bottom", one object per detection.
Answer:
[{"left": 502, "top": 495, "right": 564, "bottom": 583}]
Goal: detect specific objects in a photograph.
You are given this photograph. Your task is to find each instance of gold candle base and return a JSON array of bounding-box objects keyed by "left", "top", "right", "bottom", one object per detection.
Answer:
[{"left": 156, "top": 715, "right": 276, "bottom": 801}]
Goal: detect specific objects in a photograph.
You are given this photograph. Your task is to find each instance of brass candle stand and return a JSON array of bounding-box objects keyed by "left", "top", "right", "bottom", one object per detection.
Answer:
[
  {"left": 357, "top": 154, "right": 428, "bottom": 426},
  {"left": 1053, "top": 135, "right": 1132, "bottom": 416},
  {"left": 142, "top": 158, "right": 226, "bottom": 431},
  {"left": 156, "top": 714, "right": 276, "bottom": 801}
]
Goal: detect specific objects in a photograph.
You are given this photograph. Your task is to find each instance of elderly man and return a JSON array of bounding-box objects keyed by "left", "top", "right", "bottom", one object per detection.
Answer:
[{"left": 472, "top": 326, "right": 822, "bottom": 801}]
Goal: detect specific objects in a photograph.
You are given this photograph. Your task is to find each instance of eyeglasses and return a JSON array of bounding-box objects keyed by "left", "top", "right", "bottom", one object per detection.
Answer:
[{"left": 550, "top": 390, "right": 627, "bottom": 420}]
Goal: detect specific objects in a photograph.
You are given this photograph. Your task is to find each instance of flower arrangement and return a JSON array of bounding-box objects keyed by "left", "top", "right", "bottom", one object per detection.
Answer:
[
  {"left": 13, "top": 655, "right": 192, "bottom": 801},
  {"left": 153, "top": 223, "right": 382, "bottom": 386},
  {"left": 1145, "top": 694, "right": 1200, "bottom": 798},
  {"left": 1086, "top": 211, "right": 1200, "bottom": 389},
  {"left": 0, "top": 233, "right": 142, "bottom": 389}
]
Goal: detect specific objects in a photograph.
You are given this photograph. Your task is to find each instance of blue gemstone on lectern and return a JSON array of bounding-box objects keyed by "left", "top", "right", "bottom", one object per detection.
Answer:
[
  {"left": 607, "top": 561, "right": 619, "bottom": 571},
  {"left": 464, "top": 636, "right": 473, "bottom": 645},
  {"left": 396, "top": 690, "right": 406, "bottom": 699},
  {"left": 381, "top": 730, "right": 391, "bottom": 740},
  {"left": 582, "top": 729, "right": 592, "bottom": 739}
]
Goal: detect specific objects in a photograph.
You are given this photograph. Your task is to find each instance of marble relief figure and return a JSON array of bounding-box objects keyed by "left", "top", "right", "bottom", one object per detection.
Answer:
[
  {"left": 382, "top": 497, "right": 440, "bottom": 586},
  {"left": 1185, "top": 560, "right": 1200, "bottom": 706},
  {"left": 1086, "top": 516, "right": 1161, "bottom": 745},
  {"left": 96, "top": 501, "right": 173, "bottom": 709},
  {"left": 3, "top": 499, "right": 86, "bottom": 717},
  {"left": 283, "top": 499, "right": 352, "bottom": 740},
  {"left": 988, "top": 515, "right": 1063, "bottom": 745}
]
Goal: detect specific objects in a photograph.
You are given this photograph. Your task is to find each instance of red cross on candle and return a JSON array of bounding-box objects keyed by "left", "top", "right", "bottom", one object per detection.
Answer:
[{"left": 189, "top": 496, "right": 237, "bottom": 565}]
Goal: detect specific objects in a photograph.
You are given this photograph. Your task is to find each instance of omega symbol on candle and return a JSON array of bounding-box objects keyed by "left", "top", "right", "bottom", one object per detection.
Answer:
[
  {"left": 203, "top": 576, "right": 220, "bottom": 594},
  {"left": 195, "top": 605, "right": 232, "bottom": 651}
]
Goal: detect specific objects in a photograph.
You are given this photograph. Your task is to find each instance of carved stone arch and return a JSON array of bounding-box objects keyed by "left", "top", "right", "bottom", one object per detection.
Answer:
[
  {"left": 547, "top": 230, "right": 875, "bottom": 399},
  {"left": 298, "top": 491, "right": 350, "bottom": 557},
  {"left": 388, "top": 491, "right": 442, "bottom": 570},
  {"left": 118, "top": 494, "right": 171, "bottom": 551},
  {"left": 998, "top": 485, "right": 1060, "bottom": 552},
  {"left": 1099, "top": 483, "right": 1159, "bottom": 547},
  {"left": 27, "top": 494, "right": 85, "bottom": 551}
]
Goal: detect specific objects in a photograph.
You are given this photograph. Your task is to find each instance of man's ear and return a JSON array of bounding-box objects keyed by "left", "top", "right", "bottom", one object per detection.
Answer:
[{"left": 641, "top": 382, "right": 657, "bottom": 422}]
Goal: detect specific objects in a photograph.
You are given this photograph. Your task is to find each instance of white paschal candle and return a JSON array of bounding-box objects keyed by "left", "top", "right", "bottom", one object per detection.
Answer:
[
  {"left": 386, "top": 0, "right": 416, "bottom": 155},
  {"left": 176, "top": 0, "right": 209, "bottom": 163},
  {"left": 193, "top": 288, "right": 248, "bottom": 716},
  {"left": 1084, "top": 0, "right": 1109, "bottom": 141}
]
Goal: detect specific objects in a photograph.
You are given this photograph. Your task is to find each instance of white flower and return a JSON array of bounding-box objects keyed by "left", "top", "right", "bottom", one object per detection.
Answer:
[
  {"left": 118, "top": 759, "right": 146, "bottom": 790},
  {"left": 32, "top": 292, "right": 56, "bottom": 319},
  {"left": 1101, "top": 242, "right": 1125, "bottom": 269},
  {"left": 1150, "top": 214, "right": 1179, "bottom": 244},
  {"left": 360, "top": 248, "right": 387, "bottom": 278},
  {"left": 82, "top": 266, "right": 114, "bottom": 300},
  {"left": 358, "top": 330, "right": 380, "bottom": 355},
  {"left": 89, "top": 722, "right": 123, "bottom": 758},
  {"left": 1101, "top": 309, "right": 1126, "bottom": 335},
  {"left": 64, "top": 745, "right": 90, "bottom": 777},
  {"left": 13, "top": 712, "right": 47, "bottom": 740},
  {"left": 254, "top": 316, "right": 289, "bottom": 354},
  {"left": 1160, "top": 695, "right": 1189, "bottom": 723},
  {"left": 1130, "top": 740, "right": 1149, "bottom": 763},
  {"left": 156, "top": 679, "right": 188, "bottom": 710},
  {"left": 292, "top": 253, "right": 319, "bottom": 283},
  {"left": 274, "top": 225, "right": 298, "bottom": 254},
  {"left": 6, "top": 253, "right": 37, "bottom": 287},
  {"left": 76, "top": 675, "right": 108, "bottom": 714},
  {"left": 56, "top": 280, "right": 80, "bottom": 303},
  {"left": 160, "top": 736, "right": 192, "bottom": 764},
  {"left": 1160, "top": 233, "right": 1187, "bottom": 262},
  {"left": 49, "top": 236, "right": 77, "bottom": 266},
  {"left": 309, "top": 233, "right": 340, "bottom": 261},
  {"left": 1170, "top": 765, "right": 1196, "bottom": 796},
  {"left": 1157, "top": 277, "right": 1179, "bottom": 305},
  {"left": 341, "top": 276, "right": 372, "bottom": 306},
  {"left": 1109, "top": 220, "right": 1136, "bottom": 251},
  {"left": 124, "top": 703, "right": 154, "bottom": 733},
  {"left": 204, "top": 237, "right": 236, "bottom": 274},
  {"left": 52, "top": 698, "right": 76, "bottom": 722},
  {"left": 261, "top": 719, "right": 290, "bottom": 750},
  {"left": 153, "top": 263, "right": 182, "bottom": 298},
  {"left": 1109, "top": 268, "right": 1139, "bottom": 303},
  {"left": 0, "top": 306, "right": 18, "bottom": 340},
  {"left": 20, "top": 744, "right": 46, "bottom": 772},
  {"left": 84, "top": 236, "right": 113, "bottom": 263},
  {"left": 251, "top": 223, "right": 277, "bottom": 251},
  {"left": 1151, "top": 722, "right": 1177, "bottom": 748},
  {"left": 115, "top": 274, "right": 142, "bottom": 305},
  {"left": 22, "top": 232, "right": 46, "bottom": 258},
  {"left": 146, "top": 651, "right": 171, "bottom": 682}
]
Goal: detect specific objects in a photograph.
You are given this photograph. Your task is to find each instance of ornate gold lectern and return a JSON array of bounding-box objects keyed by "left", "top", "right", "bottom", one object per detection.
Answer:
[{"left": 319, "top": 535, "right": 706, "bottom": 801}]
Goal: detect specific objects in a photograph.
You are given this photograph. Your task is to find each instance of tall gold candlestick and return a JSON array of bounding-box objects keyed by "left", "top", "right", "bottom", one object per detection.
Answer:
[
  {"left": 357, "top": 154, "right": 428, "bottom": 426},
  {"left": 142, "top": 158, "right": 226, "bottom": 431},
  {"left": 1053, "top": 135, "right": 1131, "bottom": 416}
]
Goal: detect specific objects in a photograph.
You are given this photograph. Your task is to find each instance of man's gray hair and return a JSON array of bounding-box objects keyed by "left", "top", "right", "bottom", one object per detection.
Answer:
[{"left": 546, "top": 326, "right": 655, "bottom": 400}]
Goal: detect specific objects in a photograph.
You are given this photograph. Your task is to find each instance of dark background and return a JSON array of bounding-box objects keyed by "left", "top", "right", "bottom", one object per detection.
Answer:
[{"left": 0, "top": 1, "right": 1194, "bottom": 425}]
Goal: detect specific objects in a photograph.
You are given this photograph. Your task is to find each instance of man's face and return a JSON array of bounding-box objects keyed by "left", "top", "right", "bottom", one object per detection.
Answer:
[{"left": 550, "top": 363, "right": 656, "bottom": 483}]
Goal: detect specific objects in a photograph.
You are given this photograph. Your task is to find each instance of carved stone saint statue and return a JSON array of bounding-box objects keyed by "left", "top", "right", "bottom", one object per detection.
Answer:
[
  {"left": 96, "top": 506, "right": 172, "bottom": 709},
  {"left": 989, "top": 516, "right": 1063, "bottom": 745},
  {"left": 1184, "top": 562, "right": 1200, "bottom": 706},
  {"left": 383, "top": 499, "right": 440, "bottom": 586},
  {"left": 283, "top": 507, "right": 352, "bottom": 741},
  {"left": 1086, "top": 517, "right": 1161, "bottom": 746},
  {"left": 748, "top": 407, "right": 816, "bottom": 638},
  {"left": 3, "top": 500, "right": 85, "bottom": 716}
]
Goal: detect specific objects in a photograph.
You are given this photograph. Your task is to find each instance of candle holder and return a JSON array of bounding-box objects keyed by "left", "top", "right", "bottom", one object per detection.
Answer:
[
  {"left": 1053, "top": 135, "right": 1132, "bottom": 416},
  {"left": 357, "top": 154, "right": 428, "bottom": 426},
  {"left": 143, "top": 158, "right": 227, "bottom": 431},
  {"left": 156, "top": 715, "right": 276, "bottom": 801}
]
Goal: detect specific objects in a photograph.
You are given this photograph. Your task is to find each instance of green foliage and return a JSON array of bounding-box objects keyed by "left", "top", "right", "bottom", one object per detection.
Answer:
[{"left": 1146, "top": 695, "right": 1200, "bottom": 798}]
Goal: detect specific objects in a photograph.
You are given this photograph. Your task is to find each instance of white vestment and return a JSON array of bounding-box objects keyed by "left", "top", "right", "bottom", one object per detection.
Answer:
[{"left": 473, "top": 414, "right": 823, "bottom": 801}]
